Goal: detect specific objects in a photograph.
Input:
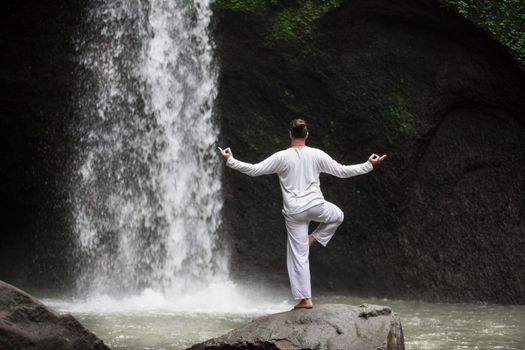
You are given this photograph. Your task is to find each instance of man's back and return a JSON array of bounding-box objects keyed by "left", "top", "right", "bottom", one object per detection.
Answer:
[
  {"left": 227, "top": 146, "right": 373, "bottom": 214},
  {"left": 274, "top": 147, "right": 326, "bottom": 214}
]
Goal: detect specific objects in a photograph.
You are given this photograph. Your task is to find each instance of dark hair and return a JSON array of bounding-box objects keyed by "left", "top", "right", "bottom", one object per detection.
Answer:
[{"left": 289, "top": 118, "right": 308, "bottom": 138}]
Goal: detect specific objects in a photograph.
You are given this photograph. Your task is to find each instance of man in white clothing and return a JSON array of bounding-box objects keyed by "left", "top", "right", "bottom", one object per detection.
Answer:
[{"left": 218, "top": 119, "right": 386, "bottom": 309}]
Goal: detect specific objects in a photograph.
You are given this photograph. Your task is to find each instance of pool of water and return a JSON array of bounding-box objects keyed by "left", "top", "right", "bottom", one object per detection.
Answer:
[{"left": 44, "top": 289, "right": 525, "bottom": 350}]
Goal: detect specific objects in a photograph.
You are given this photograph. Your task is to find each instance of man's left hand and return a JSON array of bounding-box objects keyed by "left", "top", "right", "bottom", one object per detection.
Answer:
[{"left": 368, "top": 153, "right": 387, "bottom": 166}]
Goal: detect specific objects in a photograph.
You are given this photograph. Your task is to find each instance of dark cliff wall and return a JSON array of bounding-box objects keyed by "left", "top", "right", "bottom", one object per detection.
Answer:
[
  {"left": 214, "top": 0, "right": 525, "bottom": 303},
  {"left": 0, "top": 2, "right": 82, "bottom": 292}
]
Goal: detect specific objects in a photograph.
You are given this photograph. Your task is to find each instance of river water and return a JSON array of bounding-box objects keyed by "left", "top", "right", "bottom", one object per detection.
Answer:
[{"left": 43, "top": 287, "right": 525, "bottom": 350}]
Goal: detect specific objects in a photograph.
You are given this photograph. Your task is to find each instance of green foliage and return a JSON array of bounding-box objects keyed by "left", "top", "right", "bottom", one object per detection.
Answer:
[
  {"left": 322, "top": 120, "right": 337, "bottom": 148},
  {"left": 280, "top": 88, "right": 301, "bottom": 113},
  {"left": 252, "top": 113, "right": 287, "bottom": 148},
  {"left": 442, "top": 0, "right": 525, "bottom": 63},
  {"left": 215, "top": 0, "right": 343, "bottom": 42},
  {"left": 388, "top": 95, "right": 415, "bottom": 135},
  {"left": 215, "top": 0, "right": 267, "bottom": 12},
  {"left": 271, "top": 0, "right": 343, "bottom": 41},
  {"left": 217, "top": 0, "right": 525, "bottom": 62}
]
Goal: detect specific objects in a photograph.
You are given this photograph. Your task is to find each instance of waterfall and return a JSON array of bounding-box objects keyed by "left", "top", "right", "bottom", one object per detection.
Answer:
[{"left": 72, "top": 0, "right": 227, "bottom": 296}]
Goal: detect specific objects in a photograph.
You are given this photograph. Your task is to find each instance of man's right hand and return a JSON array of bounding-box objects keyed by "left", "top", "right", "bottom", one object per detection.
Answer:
[
  {"left": 368, "top": 153, "right": 387, "bottom": 166},
  {"left": 218, "top": 147, "right": 232, "bottom": 160}
]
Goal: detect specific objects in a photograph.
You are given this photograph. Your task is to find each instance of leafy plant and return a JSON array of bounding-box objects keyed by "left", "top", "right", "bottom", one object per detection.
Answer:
[
  {"left": 388, "top": 95, "right": 415, "bottom": 135},
  {"left": 271, "top": 0, "right": 343, "bottom": 41},
  {"left": 215, "top": 0, "right": 343, "bottom": 42},
  {"left": 442, "top": 0, "right": 525, "bottom": 63},
  {"left": 215, "top": 0, "right": 525, "bottom": 63}
]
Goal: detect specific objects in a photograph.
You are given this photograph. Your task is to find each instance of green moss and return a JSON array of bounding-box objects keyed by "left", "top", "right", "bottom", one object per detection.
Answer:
[
  {"left": 215, "top": 0, "right": 267, "bottom": 12},
  {"left": 442, "top": 0, "right": 525, "bottom": 63},
  {"left": 280, "top": 88, "right": 302, "bottom": 113},
  {"left": 270, "top": 135, "right": 285, "bottom": 147},
  {"left": 321, "top": 120, "right": 336, "bottom": 148},
  {"left": 271, "top": 0, "right": 343, "bottom": 41},
  {"left": 216, "top": 0, "right": 525, "bottom": 63},
  {"left": 388, "top": 95, "right": 415, "bottom": 135},
  {"left": 250, "top": 113, "right": 288, "bottom": 148},
  {"left": 215, "top": 0, "right": 343, "bottom": 43}
]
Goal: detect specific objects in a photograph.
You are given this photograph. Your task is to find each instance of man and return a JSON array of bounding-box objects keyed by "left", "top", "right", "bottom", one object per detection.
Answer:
[{"left": 218, "top": 119, "right": 386, "bottom": 309}]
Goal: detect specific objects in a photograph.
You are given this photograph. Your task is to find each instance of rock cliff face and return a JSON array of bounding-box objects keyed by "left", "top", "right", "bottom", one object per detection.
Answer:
[
  {"left": 189, "top": 304, "right": 404, "bottom": 350},
  {"left": 0, "top": 2, "right": 82, "bottom": 291},
  {"left": 214, "top": 0, "right": 525, "bottom": 303},
  {"left": 1, "top": 0, "right": 524, "bottom": 304}
]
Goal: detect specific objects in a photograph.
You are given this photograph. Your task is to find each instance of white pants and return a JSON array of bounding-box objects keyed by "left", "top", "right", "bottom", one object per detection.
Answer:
[{"left": 283, "top": 202, "right": 344, "bottom": 299}]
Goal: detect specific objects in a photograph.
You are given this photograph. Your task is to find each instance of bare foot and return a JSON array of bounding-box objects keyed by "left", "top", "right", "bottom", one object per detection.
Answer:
[
  {"left": 308, "top": 234, "right": 317, "bottom": 246},
  {"left": 294, "top": 298, "right": 314, "bottom": 309}
]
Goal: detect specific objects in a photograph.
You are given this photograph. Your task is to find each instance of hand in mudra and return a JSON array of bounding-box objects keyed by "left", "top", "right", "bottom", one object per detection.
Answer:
[
  {"left": 368, "top": 153, "right": 387, "bottom": 166},
  {"left": 218, "top": 147, "right": 232, "bottom": 160}
]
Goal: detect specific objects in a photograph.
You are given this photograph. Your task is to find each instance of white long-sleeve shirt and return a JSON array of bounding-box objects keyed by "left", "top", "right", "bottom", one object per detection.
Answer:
[{"left": 226, "top": 146, "right": 373, "bottom": 214}]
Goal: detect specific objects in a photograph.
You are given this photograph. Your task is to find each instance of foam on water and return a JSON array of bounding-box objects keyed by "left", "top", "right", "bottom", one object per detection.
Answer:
[{"left": 44, "top": 282, "right": 292, "bottom": 316}]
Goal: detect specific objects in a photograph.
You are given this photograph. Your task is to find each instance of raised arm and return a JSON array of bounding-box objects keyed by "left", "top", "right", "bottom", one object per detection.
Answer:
[
  {"left": 218, "top": 147, "right": 284, "bottom": 177},
  {"left": 318, "top": 152, "right": 386, "bottom": 178}
]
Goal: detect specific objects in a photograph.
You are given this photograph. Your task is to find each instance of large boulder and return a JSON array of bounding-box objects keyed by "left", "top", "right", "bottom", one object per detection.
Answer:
[
  {"left": 0, "top": 280, "right": 108, "bottom": 350},
  {"left": 189, "top": 304, "right": 404, "bottom": 350}
]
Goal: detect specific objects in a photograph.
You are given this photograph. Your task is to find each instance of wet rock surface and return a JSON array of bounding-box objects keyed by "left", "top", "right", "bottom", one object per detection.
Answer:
[
  {"left": 189, "top": 304, "right": 404, "bottom": 350},
  {"left": 0, "top": 280, "right": 109, "bottom": 350}
]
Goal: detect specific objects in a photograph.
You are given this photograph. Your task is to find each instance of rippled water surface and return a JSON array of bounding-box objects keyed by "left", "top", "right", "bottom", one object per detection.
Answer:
[{"left": 44, "top": 291, "right": 525, "bottom": 350}]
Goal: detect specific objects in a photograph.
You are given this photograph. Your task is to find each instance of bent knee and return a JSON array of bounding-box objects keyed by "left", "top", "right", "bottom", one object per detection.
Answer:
[{"left": 335, "top": 210, "right": 344, "bottom": 224}]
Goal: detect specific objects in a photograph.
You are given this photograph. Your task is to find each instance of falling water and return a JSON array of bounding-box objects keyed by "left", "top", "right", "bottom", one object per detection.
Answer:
[{"left": 72, "top": 0, "right": 227, "bottom": 297}]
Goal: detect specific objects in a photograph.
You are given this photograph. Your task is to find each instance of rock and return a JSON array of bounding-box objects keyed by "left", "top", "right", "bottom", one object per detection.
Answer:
[
  {"left": 214, "top": 0, "right": 525, "bottom": 304},
  {"left": 0, "top": 280, "right": 109, "bottom": 350},
  {"left": 189, "top": 304, "right": 404, "bottom": 350},
  {"left": 0, "top": 1, "right": 83, "bottom": 292}
]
